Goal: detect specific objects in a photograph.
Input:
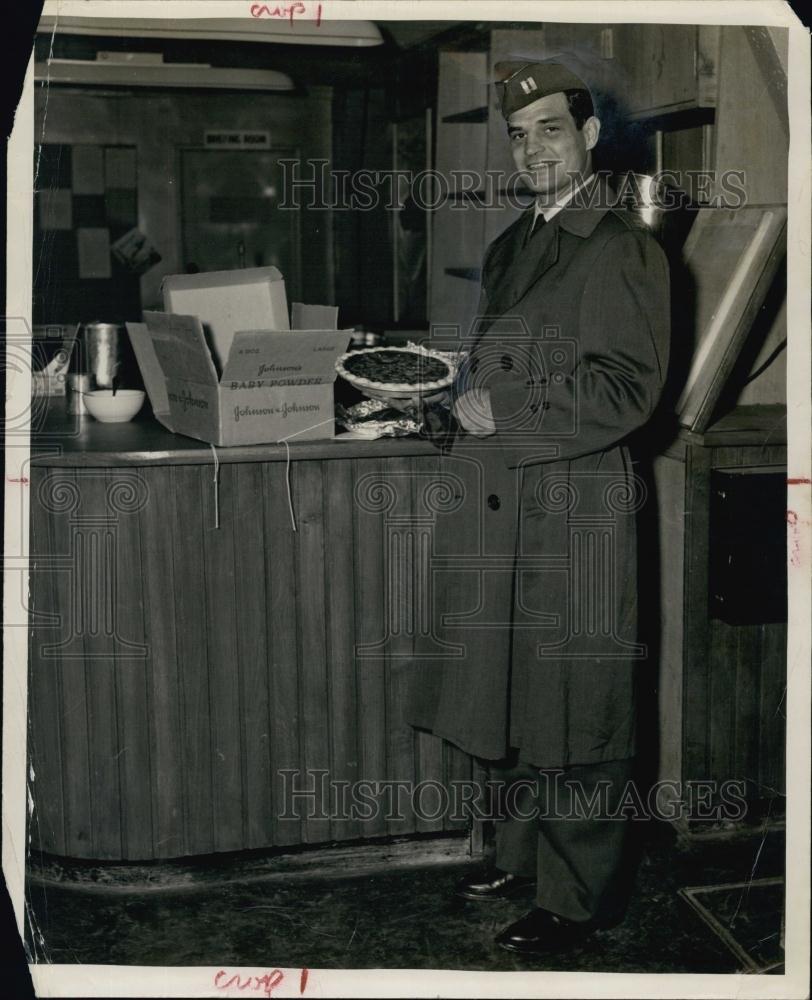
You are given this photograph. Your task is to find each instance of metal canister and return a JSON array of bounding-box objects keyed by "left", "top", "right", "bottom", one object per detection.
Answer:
[
  {"left": 67, "top": 373, "right": 91, "bottom": 416},
  {"left": 83, "top": 322, "right": 121, "bottom": 389}
]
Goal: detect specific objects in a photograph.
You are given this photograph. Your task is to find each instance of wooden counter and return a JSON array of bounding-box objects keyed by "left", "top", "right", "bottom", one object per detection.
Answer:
[
  {"left": 27, "top": 405, "right": 471, "bottom": 861},
  {"left": 27, "top": 401, "right": 789, "bottom": 859},
  {"left": 652, "top": 404, "right": 787, "bottom": 817}
]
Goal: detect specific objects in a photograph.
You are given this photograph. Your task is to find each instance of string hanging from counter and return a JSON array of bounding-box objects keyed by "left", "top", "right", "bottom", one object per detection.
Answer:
[
  {"left": 282, "top": 439, "right": 297, "bottom": 533},
  {"left": 209, "top": 443, "right": 220, "bottom": 530},
  {"left": 208, "top": 440, "right": 293, "bottom": 532},
  {"left": 277, "top": 417, "right": 335, "bottom": 533}
]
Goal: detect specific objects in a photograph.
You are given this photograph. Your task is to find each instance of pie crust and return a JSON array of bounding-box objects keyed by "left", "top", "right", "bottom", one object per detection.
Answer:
[{"left": 335, "top": 346, "right": 456, "bottom": 396}]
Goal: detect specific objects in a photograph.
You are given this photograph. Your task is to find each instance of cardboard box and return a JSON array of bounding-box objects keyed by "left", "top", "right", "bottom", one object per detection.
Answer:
[
  {"left": 128, "top": 311, "right": 350, "bottom": 446},
  {"left": 291, "top": 302, "right": 338, "bottom": 330},
  {"left": 162, "top": 266, "right": 290, "bottom": 373}
]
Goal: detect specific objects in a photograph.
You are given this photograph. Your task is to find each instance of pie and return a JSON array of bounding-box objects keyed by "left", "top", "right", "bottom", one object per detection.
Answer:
[{"left": 335, "top": 346, "right": 456, "bottom": 395}]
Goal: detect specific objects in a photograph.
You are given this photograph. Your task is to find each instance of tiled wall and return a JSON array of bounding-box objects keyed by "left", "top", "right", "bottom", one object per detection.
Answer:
[{"left": 34, "top": 142, "right": 142, "bottom": 323}]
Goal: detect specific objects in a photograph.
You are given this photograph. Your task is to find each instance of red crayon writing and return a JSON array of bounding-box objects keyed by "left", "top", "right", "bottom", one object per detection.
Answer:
[
  {"left": 250, "top": 2, "right": 322, "bottom": 25},
  {"left": 214, "top": 969, "right": 285, "bottom": 997},
  {"left": 787, "top": 509, "right": 804, "bottom": 567}
]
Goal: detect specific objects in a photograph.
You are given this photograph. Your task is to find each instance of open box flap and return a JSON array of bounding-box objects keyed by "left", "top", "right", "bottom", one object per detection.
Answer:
[
  {"left": 291, "top": 302, "right": 339, "bottom": 330},
  {"left": 162, "top": 266, "right": 290, "bottom": 372},
  {"left": 143, "top": 310, "right": 220, "bottom": 387},
  {"left": 162, "top": 264, "right": 284, "bottom": 298},
  {"left": 126, "top": 321, "right": 175, "bottom": 432},
  {"left": 221, "top": 329, "right": 352, "bottom": 385}
]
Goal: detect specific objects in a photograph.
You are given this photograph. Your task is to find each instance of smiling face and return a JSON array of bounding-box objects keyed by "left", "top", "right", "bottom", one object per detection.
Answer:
[{"left": 507, "top": 91, "right": 600, "bottom": 201}]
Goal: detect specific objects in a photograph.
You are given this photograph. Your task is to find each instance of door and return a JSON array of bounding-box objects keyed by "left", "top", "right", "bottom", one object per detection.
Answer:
[{"left": 180, "top": 147, "right": 301, "bottom": 297}]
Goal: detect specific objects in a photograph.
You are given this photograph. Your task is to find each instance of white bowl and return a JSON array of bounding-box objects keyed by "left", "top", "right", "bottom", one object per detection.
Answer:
[{"left": 84, "top": 389, "right": 145, "bottom": 423}]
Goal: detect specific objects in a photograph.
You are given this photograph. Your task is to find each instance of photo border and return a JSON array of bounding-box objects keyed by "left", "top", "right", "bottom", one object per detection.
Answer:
[{"left": 4, "top": 2, "right": 810, "bottom": 997}]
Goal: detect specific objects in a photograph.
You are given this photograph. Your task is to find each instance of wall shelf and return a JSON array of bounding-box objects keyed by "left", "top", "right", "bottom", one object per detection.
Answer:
[
  {"left": 444, "top": 267, "right": 481, "bottom": 281},
  {"left": 628, "top": 105, "right": 716, "bottom": 129},
  {"left": 441, "top": 106, "right": 489, "bottom": 124}
]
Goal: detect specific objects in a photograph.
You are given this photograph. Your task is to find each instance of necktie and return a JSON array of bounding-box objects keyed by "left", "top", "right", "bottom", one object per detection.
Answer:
[
  {"left": 525, "top": 212, "right": 546, "bottom": 246},
  {"left": 530, "top": 213, "right": 547, "bottom": 237}
]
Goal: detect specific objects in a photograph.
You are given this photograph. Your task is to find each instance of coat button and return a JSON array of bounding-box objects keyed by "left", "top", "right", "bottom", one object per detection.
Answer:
[
  {"left": 500, "top": 355, "right": 513, "bottom": 371},
  {"left": 487, "top": 494, "right": 500, "bottom": 511}
]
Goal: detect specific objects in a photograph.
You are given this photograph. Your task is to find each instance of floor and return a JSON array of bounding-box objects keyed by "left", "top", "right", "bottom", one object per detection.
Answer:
[{"left": 24, "top": 822, "right": 785, "bottom": 974}]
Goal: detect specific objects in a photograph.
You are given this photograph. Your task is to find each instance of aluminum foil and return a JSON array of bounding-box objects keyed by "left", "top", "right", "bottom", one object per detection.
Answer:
[{"left": 335, "top": 398, "right": 421, "bottom": 439}]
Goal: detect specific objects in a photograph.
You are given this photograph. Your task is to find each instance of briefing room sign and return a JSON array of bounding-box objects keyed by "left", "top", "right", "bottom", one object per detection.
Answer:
[{"left": 204, "top": 130, "right": 271, "bottom": 148}]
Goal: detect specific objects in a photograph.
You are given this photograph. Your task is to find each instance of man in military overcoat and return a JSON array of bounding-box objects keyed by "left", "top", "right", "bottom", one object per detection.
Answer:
[{"left": 409, "top": 61, "right": 670, "bottom": 954}]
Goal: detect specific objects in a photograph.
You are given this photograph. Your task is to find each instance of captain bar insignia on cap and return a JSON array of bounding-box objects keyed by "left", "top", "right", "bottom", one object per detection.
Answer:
[{"left": 496, "top": 60, "right": 592, "bottom": 118}]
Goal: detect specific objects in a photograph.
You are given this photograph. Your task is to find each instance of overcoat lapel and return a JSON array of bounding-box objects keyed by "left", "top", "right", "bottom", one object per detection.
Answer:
[
  {"left": 479, "top": 176, "right": 613, "bottom": 338},
  {"left": 479, "top": 213, "right": 561, "bottom": 334}
]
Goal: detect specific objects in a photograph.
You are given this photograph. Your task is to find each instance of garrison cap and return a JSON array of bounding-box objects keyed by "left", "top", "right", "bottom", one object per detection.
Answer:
[{"left": 495, "top": 61, "right": 592, "bottom": 119}]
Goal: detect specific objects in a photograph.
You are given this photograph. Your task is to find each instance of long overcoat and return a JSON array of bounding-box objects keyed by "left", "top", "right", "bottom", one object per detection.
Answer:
[{"left": 408, "top": 178, "right": 670, "bottom": 768}]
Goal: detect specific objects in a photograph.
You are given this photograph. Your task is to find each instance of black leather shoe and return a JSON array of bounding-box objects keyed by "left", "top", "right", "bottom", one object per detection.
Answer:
[
  {"left": 496, "top": 907, "right": 603, "bottom": 954},
  {"left": 454, "top": 868, "right": 535, "bottom": 901}
]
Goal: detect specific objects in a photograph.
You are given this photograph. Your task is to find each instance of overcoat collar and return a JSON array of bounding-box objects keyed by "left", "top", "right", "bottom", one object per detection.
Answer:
[{"left": 556, "top": 174, "right": 614, "bottom": 238}]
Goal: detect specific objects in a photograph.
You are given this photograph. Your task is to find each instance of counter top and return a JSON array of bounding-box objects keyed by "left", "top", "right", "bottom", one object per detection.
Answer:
[
  {"left": 682, "top": 404, "right": 787, "bottom": 447},
  {"left": 30, "top": 399, "right": 439, "bottom": 467},
  {"left": 29, "top": 399, "right": 787, "bottom": 468}
]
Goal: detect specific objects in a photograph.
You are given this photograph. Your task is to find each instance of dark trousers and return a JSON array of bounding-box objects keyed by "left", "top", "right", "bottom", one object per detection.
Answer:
[{"left": 491, "top": 756, "right": 636, "bottom": 923}]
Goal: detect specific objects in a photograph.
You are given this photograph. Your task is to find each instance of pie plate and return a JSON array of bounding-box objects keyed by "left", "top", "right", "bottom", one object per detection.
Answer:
[{"left": 335, "top": 346, "right": 456, "bottom": 400}]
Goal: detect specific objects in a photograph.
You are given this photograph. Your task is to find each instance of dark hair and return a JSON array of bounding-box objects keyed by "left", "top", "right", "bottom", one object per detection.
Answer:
[{"left": 565, "top": 89, "right": 595, "bottom": 130}]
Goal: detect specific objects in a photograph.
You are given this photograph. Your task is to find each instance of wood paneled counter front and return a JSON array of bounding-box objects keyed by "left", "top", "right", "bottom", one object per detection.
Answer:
[
  {"left": 26, "top": 403, "right": 788, "bottom": 860},
  {"left": 27, "top": 405, "right": 474, "bottom": 861}
]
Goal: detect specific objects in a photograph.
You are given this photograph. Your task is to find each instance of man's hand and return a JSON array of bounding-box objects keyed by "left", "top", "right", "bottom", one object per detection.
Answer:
[{"left": 453, "top": 388, "right": 496, "bottom": 437}]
